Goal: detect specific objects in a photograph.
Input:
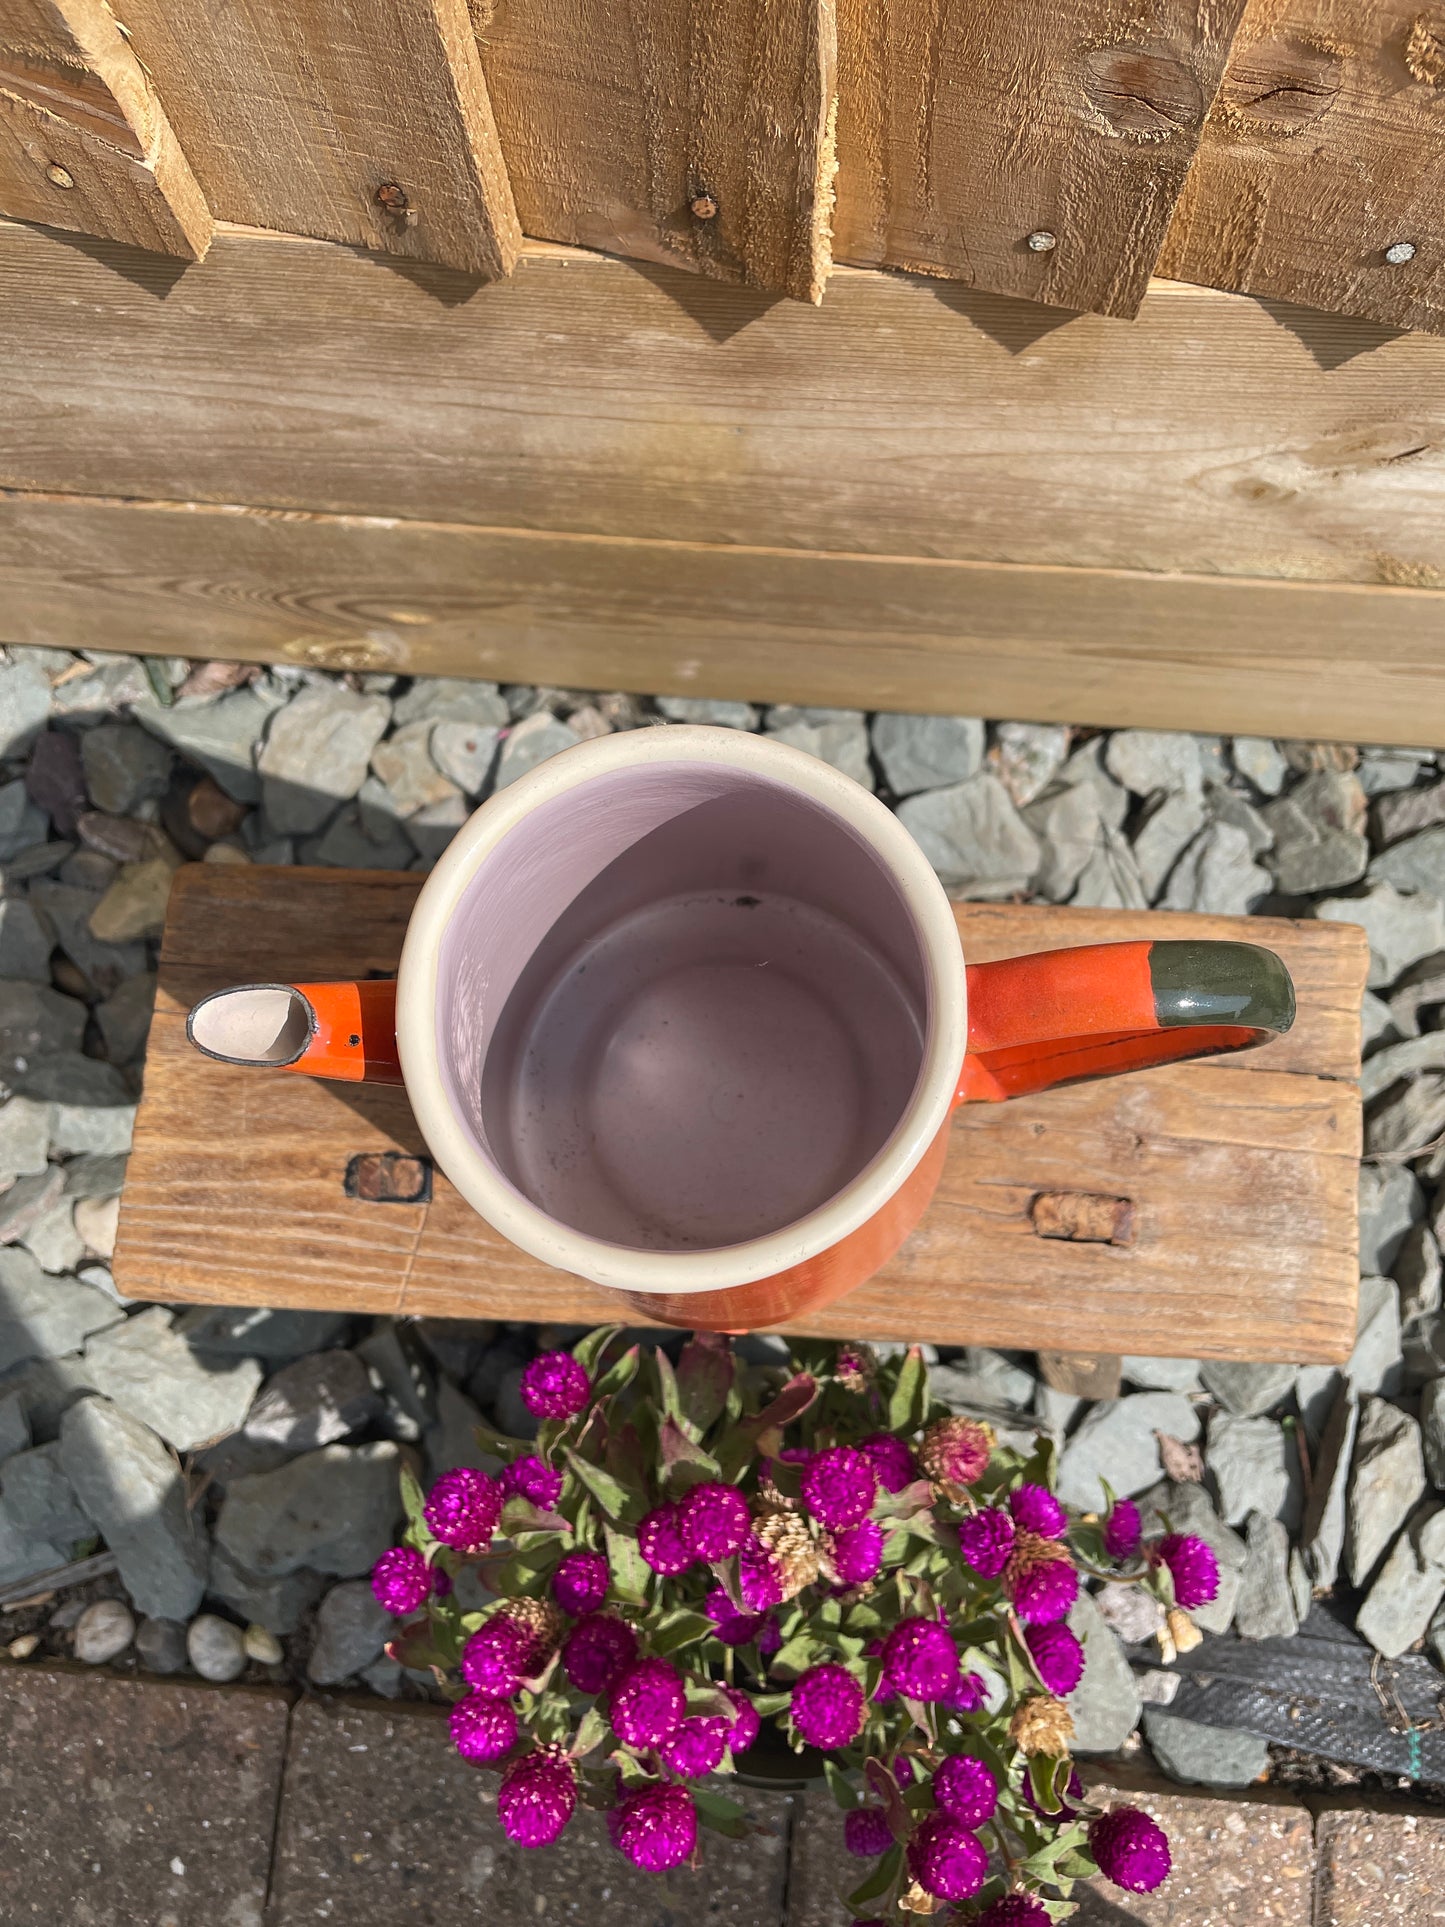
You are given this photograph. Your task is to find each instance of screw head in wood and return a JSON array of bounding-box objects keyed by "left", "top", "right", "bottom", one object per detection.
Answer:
[
  {"left": 376, "top": 182, "right": 409, "bottom": 214},
  {"left": 1027, "top": 229, "right": 1057, "bottom": 252},
  {"left": 690, "top": 194, "right": 719, "bottom": 221},
  {"left": 1385, "top": 241, "right": 1417, "bottom": 264},
  {"left": 45, "top": 162, "right": 75, "bottom": 189}
]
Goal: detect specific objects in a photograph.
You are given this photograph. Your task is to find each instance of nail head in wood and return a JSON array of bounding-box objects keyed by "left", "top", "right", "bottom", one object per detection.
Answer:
[
  {"left": 690, "top": 194, "right": 719, "bottom": 221},
  {"left": 1030, "top": 1189, "right": 1137, "bottom": 1246},
  {"left": 1027, "top": 229, "right": 1057, "bottom": 252},
  {"left": 344, "top": 1150, "right": 432, "bottom": 1204},
  {"left": 1385, "top": 241, "right": 1417, "bottom": 265},
  {"left": 376, "top": 182, "right": 410, "bottom": 214},
  {"left": 45, "top": 163, "right": 76, "bottom": 189}
]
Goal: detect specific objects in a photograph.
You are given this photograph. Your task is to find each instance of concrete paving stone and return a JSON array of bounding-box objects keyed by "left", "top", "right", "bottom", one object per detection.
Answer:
[
  {"left": 269, "top": 1699, "right": 794, "bottom": 1926},
  {"left": 787, "top": 1794, "right": 865, "bottom": 1927},
  {"left": 0, "top": 1665, "right": 287, "bottom": 1927},
  {"left": 1072, "top": 1783, "right": 1314, "bottom": 1926},
  {"left": 1316, "top": 1808, "right": 1445, "bottom": 1923}
]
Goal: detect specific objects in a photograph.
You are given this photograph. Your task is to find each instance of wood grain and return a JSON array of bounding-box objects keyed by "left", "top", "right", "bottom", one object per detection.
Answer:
[
  {"left": 476, "top": 0, "right": 836, "bottom": 299},
  {"left": 114, "top": 0, "right": 518, "bottom": 275},
  {"left": 6, "top": 219, "right": 1445, "bottom": 592},
  {"left": 4, "top": 488, "right": 1444, "bottom": 747},
  {"left": 114, "top": 866, "right": 1364, "bottom": 1362},
  {"left": 835, "top": 0, "right": 1248, "bottom": 317},
  {"left": 1160, "top": 1, "right": 1445, "bottom": 334},
  {"left": 0, "top": 0, "right": 211, "bottom": 257}
]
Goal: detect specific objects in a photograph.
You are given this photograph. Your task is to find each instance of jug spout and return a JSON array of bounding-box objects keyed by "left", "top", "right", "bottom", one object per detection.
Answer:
[{"left": 187, "top": 980, "right": 403, "bottom": 1084}]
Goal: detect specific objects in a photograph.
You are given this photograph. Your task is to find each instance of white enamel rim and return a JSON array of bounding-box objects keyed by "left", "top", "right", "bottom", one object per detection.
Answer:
[{"left": 396, "top": 726, "right": 968, "bottom": 1294}]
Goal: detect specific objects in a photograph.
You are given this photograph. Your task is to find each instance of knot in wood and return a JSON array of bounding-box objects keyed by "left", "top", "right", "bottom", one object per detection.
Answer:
[
  {"left": 1215, "top": 38, "right": 1340, "bottom": 136},
  {"left": 45, "top": 162, "right": 75, "bottom": 189},
  {"left": 1082, "top": 46, "right": 1202, "bottom": 141},
  {"left": 689, "top": 193, "right": 719, "bottom": 221},
  {"left": 376, "top": 181, "right": 410, "bottom": 214}
]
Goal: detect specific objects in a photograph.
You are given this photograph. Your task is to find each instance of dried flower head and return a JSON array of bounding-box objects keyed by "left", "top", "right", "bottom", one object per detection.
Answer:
[
  {"left": 1009, "top": 1693, "right": 1076, "bottom": 1758},
  {"left": 1165, "top": 1606, "right": 1204, "bottom": 1655},
  {"left": 753, "top": 1508, "right": 826, "bottom": 1600},
  {"left": 1004, "top": 1532, "right": 1080, "bottom": 1625},
  {"left": 917, "top": 1416, "right": 992, "bottom": 1488},
  {"left": 834, "top": 1343, "right": 877, "bottom": 1393}
]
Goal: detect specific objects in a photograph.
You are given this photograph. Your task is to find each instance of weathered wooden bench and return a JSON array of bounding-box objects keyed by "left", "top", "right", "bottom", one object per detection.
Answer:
[{"left": 113, "top": 866, "right": 1368, "bottom": 1361}]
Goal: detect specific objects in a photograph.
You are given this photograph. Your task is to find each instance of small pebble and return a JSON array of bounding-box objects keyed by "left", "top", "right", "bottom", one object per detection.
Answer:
[
  {"left": 73, "top": 1598, "right": 136, "bottom": 1664},
  {"left": 186, "top": 1613, "right": 247, "bottom": 1682},
  {"left": 135, "top": 1616, "right": 189, "bottom": 1675},
  {"left": 243, "top": 1622, "right": 284, "bottom": 1665},
  {"left": 7, "top": 1633, "right": 41, "bottom": 1660}
]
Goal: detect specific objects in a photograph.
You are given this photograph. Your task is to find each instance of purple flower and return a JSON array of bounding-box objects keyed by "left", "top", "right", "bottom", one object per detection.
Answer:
[
  {"left": 608, "top": 1783, "right": 696, "bottom": 1872},
  {"left": 833, "top": 1518, "right": 886, "bottom": 1586},
  {"left": 946, "top": 1671, "right": 988, "bottom": 1714},
  {"left": 638, "top": 1504, "right": 694, "bottom": 1577},
  {"left": 677, "top": 1482, "right": 750, "bottom": 1561},
  {"left": 756, "top": 1616, "right": 782, "bottom": 1657},
  {"left": 552, "top": 1549, "right": 609, "bottom": 1616},
  {"left": 502, "top": 1456, "right": 563, "bottom": 1511},
  {"left": 891, "top": 1754, "right": 914, "bottom": 1787},
  {"left": 859, "top": 1432, "right": 917, "bottom": 1494},
  {"left": 1089, "top": 1807, "right": 1172, "bottom": 1894},
  {"left": 1005, "top": 1535, "right": 1080, "bottom": 1626},
  {"left": 703, "top": 1584, "right": 764, "bottom": 1647},
  {"left": 1027, "top": 1622, "right": 1085, "bottom": 1695},
  {"left": 370, "top": 1546, "right": 433, "bottom": 1616},
  {"left": 721, "top": 1686, "right": 759, "bottom": 1754},
  {"left": 450, "top": 1692, "right": 518, "bottom": 1764},
  {"left": 801, "top": 1447, "right": 878, "bottom": 1530},
  {"left": 977, "top": 1898, "right": 1052, "bottom": 1926},
  {"left": 932, "top": 1754, "right": 997, "bottom": 1828},
  {"left": 497, "top": 1748, "right": 576, "bottom": 1848},
  {"left": 1104, "top": 1497, "right": 1142, "bottom": 1561},
  {"left": 519, "top": 1350, "right": 590, "bottom": 1420},
  {"left": 611, "top": 1657, "right": 686, "bottom": 1747},
  {"left": 907, "top": 1814, "right": 988, "bottom": 1901},
  {"left": 1155, "top": 1534, "right": 1220, "bottom": 1610},
  {"left": 844, "top": 1808, "right": 894, "bottom": 1857},
  {"left": 658, "top": 1715, "right": 729, "bottom": 1778},
  {"left": 562, "top": 1614, "right": 636, "bottom": 1695},
  {"left": 1009, "top": 1484, "right": 1067, "bottom": 1540},
  {"left": 957, "top": 1506, "right": 1015, "bottom": 1579},
  {"left": 461, "top": 1614, "right": 542, "bottom": 1695},
  {"left": 790, "top": 1663, "right": 866, "bottom": 1748},
  {"left": 424, "top": 1468, "right": 503, "bottom": 1553},
  {"left": 880, "top": 1617, "right": 959, "bottom": 1701},
  {"left": 739, "top": 1540, "right": 785, "bottom": 1611}
]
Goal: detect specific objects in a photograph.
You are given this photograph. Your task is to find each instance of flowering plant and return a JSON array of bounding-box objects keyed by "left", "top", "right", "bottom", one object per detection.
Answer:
[{"left": 373, "top": 1332, "right": 1217, "bottom": 1919}]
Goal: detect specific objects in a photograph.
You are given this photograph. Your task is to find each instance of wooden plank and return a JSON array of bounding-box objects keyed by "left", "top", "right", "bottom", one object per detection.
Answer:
[
  {"left": 5, "top": 219, "right": 1445, "bottom": 592},
  {"left": 834, "top": 0, "right": 1248, "bottom": 317},
  {"left": 1159, "top": 1, "right": 1445, "bottom": 334},
  {"left": 115, "top": 0, "right": 518, "bottom": 276},
  {"left": 4, "top": 488, "right": 1445, "bottom": 746},
  {"left": 476, "top": 0, "right": 835, "bottom": 300},
  {"left": 0, "top": 0, "right": 210, "bottom": 257},
  {"left": 114, "top": 866, "right": 1363, "bottom": 1363}
]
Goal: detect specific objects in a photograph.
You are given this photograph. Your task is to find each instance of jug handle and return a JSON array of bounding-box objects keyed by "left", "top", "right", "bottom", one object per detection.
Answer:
[
  {"left": 186, "top": 980, "right": 404, "bottom": 1085},
  {"left": 956, "top": 940, "right": 1296, "bottom": 1104}
]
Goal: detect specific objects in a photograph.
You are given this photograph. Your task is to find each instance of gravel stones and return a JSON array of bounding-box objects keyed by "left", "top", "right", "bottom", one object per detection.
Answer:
[
  {"left": 0, "top": 978, "right": 86, "bottom": 1071},
  {"left": 1023, "top": 781, "right": 1107, "bottom": 902},
  {"left": 307, "top": 1579, "right": 392, "bottom": 1684},
  {"left": 991, "top": 722, "right": 1070, "bottom": 807},
  {"left": 369, "top": 720, "right": 462, "bottom": 816},
  {"left": 656, "top": 696, "right": 757, "bottom": 729},
  {"left": 0, "top": 1441, "right": 92, "bottom": 1542},
  {"left": 257, "top": 685, "right": 391, "bottom": 835},
  {"left": 245, "top": 1622, "right": 284, "bottom": 1664},
  {"left": 80, "top": 723, "right": 172, "bottom": 816},
  {"left": 1066, "top": 1587, "right": 1140, "bottom": 1752},
  {"left": 179, "top": 1305, "right": 350, "bottom": 1364},
  {"left": 207, "top": 1542, "right": 324, "bottom": 1635},
  {"left": 0, "top": 1249, "right": 120, "bottom": 1370},
  {"left": 1200, "top": 1360, "right": 1296, "bottom": 1418},
  {"left": 0, "top": 1099, "right": 50, "bottom": 1188},
  {"left": 134, "top": 1616, "right": 189, "bottom": 1673},
  {"left": 0, "top": 778, "right": 47, "bottom": 862},
  {"left": 1347, "top": 1397, "right": 1426, "bottom": 1588},
  {"left": 0, "top": 657, "right": 54, "bottom": 759},
  {"left": 73, "top": 1597, "right": 135, "bottom": 1664},
  {"left": 391, "top": 678, "right": 508, "bottom": 730},
  {"left": 1070, "top": 823, "right": 1147, "bottom": 909},
  {"left": 1232, "top": 737, "right": 1288, "bottom": 796},
  {"left": 83, "top": 1307, "right": 263, "bottom": 1451},
  {"left": 28, "top": 879, "right": 147, "bottom": 993},
  {"left": 187, "top": 1613, "right": 247, "bottom": 1682},
  {"left": 896, "top": 772, "right": 1040, "bottom": 897},
  {"left": 59, "top": 1396, "right": 209, "bottom": 1619},
  {"left": 1105, "top": 731, "right": 1203, "bottom": 799},
  {"left": 243, "top": 1350, "right": 382, "bottom": 1451},
  {"left": 1263, "top": 771, "right": 1368, "bottom": 895},
  {"left": 1208, "top": 1414, "right": 1302, "bottom": 1531},
  {"left": 1356, "top": 1504, "right": 1445, "bottom": 1658},
  {"left": 1123, "top": 1356, "right": 1203, "bottom": 1394},
  {"left": 135, "top": 686, "right": 277, "bottom": 804},
  {"left": 1396, "top": 1223, "right": 1441, "bottom": 1324},
  {"left": 1092, "top": 1580, "right": 1166, "bottom": 1647},
  {"left": 493, "top": 713, "right": 581, "bottom": 790},
  {"left": 0, "top": 1389, "right": 29, "bottom": 1458},
  {"left": 762, "top": 706, "right": 873, "bottom": 791},
  {"left": 0, "top": 900, "right": 54, "bottom": 981},
  {"left": 1317, "top": 882, "right": 1445, "bottom": 989},
  {"left": 1142, "top": 1710, "right": 1269, "bottom": 1789},
  {"left": 1299, "top": 1380, "right": 1360, "bottom": 1588},
  {"left": 1377, "top": 777, "right": 1445, "bottom": 847},
  {"left": 1424, "top": 1378, "right": 1445, "bottom": 1486},
  {"left": 871, "top": 713, "right": 984, "bottom": 796},
  {"left": 1160, "top": 821, "right": 1270, "bottom": 915},
  {"left": 1358, "top": 1163, "right": 1425, "bottom": 1274},
  {"left": 214, "top": 1441, "right": 402, "bottom": 1577},
  {"left": 1234, "top": 1512, "right": 1299, "bottom": 1641},
  {"left": 430, "top": 720, "right": 500, "bottom": 795},
  {"left": 1370, "top": 825, "right": 1445, "bottom": 896},
  {"left": 1133, "top": 790, "right": 1206, "bottom": 900},
  {"left": 1056, "top": 1392, "right": 1200, "bottom": 1511}
]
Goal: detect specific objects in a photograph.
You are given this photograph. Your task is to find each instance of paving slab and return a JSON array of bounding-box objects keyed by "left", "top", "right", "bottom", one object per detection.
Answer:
[
  {"left": 788, "top": 1793, "right": 864, "bottom": 1927},
  {"left": 269, "top": 1698, "right": 794, "bottom": 1926},
  {"left": 1315, "top": 1808, "right": 1445, "bottom": 1923},
  {"left": 0, "top": 1664, "right": 287, "bottom": 1927}
]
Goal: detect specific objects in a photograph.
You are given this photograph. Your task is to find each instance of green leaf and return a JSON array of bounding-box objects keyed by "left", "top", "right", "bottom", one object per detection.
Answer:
[
  {"left": 653, "top": 1346, "right": 685, "bottom": 1429},
  {"left": 887, "top": 1346, "right": 926, "bottom": 1433},
  {"left": 399, "top": 1462, "right": 429, "bottom": 1535},
  {"left": 692, "top": 1786, "right": 749, "bottom": 1839},
  {"left": 565, "top": 1448, "right": 636, "bottom": 1524},
  {"left": 660, "top": 1416, "right": 722, "bottom": 1495},
  {"left": 1028, "top": 1755, "right": 1064, "bottom": 1816},
  {"left": 499, "top": 1496, "right": 571, "bottom": 1538},
  {"left": 676, "top": 1334, "right": 735, "bottom": 1436},
  {"left": 592, "top": 1343, "right": 641, "bottom": 1403},
  {"left": 845, "top": 1844, "right": 901, "bottom": 1910},
  {"left": 824, "top": 1759, "right": 857, "bottom": 1812},
  {"left": 747, "top": 1691, "right": 791, "bottom": 1716},
  {"left": 571, "top": 1323, "right": 624, "bottom": 1380},
  {"left": 648, "top": 1608, "right": 715, "bottom": 1657},
  {"left": 603, "top": 1523, "right": 651, "bottom": 1604},
  {"left": 570, "top": 1704, "right": 610, "bottom": 1759},
  {"left": 769, "top": 1635, "right": 824, "bottom": 1678}
]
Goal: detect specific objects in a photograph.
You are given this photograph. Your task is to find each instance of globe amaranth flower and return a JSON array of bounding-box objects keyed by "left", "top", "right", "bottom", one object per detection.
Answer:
[
  {"left": 1089, "top": 1807, "right": 1172, "bottom": 1894},
  {"left": 738, "top": 1538, "right": 786, "bottom": 1611},
  {"left": 907, "top": 1815, "right": 988, "bottom": 1902},
  {"left": 801, "top": 1446, "right": 878, "bottom": 1529},
  {"left": 1104, "top": 1497, "right": 1142, "bottom": 1561},
  {"left": 519, "top": 1349, "right": 590, "bottom": 1420},
  {"left": 460, "top": 1600, "right": 561, "bottom": 1694},
  {"left": 932, "top": 1754, "right": 997, "bottom": 1828},
  {"left": 562, "top": 1613, "right": 636, "bottom": 1695},
  {"left": 1005, "top": 1532, "right": 1080, "bottom": 1625},
  {"left": 917, "top": 1416, "right": 992, "bottom": 1487},
  {"left": 677, "top": 1481, "right": 750, "bottom": 1561},
  {"left": 501, "top": 1455, "right": 563, "bottom": 1511},
  {"left": 844, "top": 1808, "right": 895, "bottom": 1857},
  {"left": 859, "top": 1432, "right": 917, "bottom": 1494},
  {"left": 1154, "top": 1534, "right": 1220, "bottom": 1610},
  {"left": 611, "top": 1657, "right": 686, "bottom": 1747},
  {"left": 450, "top": 1692, "right": 518, "bottom": 1765},
  {"left": 721, "top": 1686, "right": 759, "bottom": 1754},
  {"left": 891, "top": 1754, "right": 914, "bottom": 1787},
  {"left": 370, "top": 1546, "right": 433, "bottom": 1615},
  {"left": 608, "top": 1783, "right": 696, "bottom": 1872},
  {"left": 1027, "top": 1622, "right": 1085, "bottom": 1695},
  {"left": 1009, "top": 1483, "right": 1068, "bottom": 1540},
  {"left": 957, "top": 1505, "right": 1015, "bottom": 1579},
  {"left": 790, "top": 1663, "right": 866, "bottom": 1748},
  {"left": 945, "top": 1671, "right": 988, "bottom": 1714},
  {"left": 552, "top": 1548, "right": 608, "bottom": 1616},
  {"left": 659, "top": 1715, "right": 729, "bottom": 1778},
  {"left": 497, "top": 1748, "right": 576, "bottom": 1848},
  {"left": 704, "top": 1584, "right": 765, "bottom": 1647},
  {"left": 977, "top": 1898, "right": 1052, "bottom": 1927},
  {"left": 833, "top": 1517, "right": 886, "bottom": 1586},
  {"left": 752, "top": 1509, "right": 826, "bottom": 1598},
  {"left": 880, "top": 1617, "right": 960, "bottom": 1702},
  {"left": 638, "top": 1504, "right": 694, "bottom": 1577},
  {"left": 1009, "top": 1693, "right": 1075, "bottom": 1758},
  {"left": 756, "top": 1617, "right": 782, "bottom": 1657},
  {"left": 424, "top": 1468, "right": 503, "bottom": 1553}
]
